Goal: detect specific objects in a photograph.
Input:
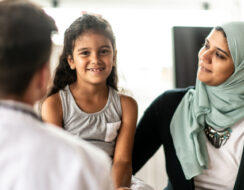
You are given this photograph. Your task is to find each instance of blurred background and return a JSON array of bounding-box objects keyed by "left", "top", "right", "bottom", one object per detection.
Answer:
[{"left": 32, "top": 0, "right": 244, "bottom": 189}]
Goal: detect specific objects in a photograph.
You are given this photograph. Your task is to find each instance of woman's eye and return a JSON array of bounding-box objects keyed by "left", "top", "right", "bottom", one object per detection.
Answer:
[
  {"left": 216, "top": 52, "right": 225, "bottom": 59},
  {"left": 203, "top": 42, "right": 209, "bottom": 49}
]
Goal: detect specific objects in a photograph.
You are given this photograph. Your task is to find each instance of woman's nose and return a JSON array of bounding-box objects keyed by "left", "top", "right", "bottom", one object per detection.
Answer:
[{"left": 199, "top": 49, "right": 212, "bottom": 63}]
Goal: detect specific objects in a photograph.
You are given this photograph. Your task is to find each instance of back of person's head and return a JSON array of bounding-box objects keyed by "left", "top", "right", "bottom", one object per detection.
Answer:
[
  {"left": 49, "top": 14, "right": 118, "bottom": 96},
  {"left": 0, "top": 0, "right": 57, "bottom": 97}
]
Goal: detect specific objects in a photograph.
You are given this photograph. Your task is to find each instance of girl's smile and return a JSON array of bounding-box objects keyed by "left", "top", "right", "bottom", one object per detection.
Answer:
[
  {"left": 68, "top": 31, "right": 115, "bottom": 86},
  {"left": 86, "top": 67, "right": 105, "bottom": 72}
]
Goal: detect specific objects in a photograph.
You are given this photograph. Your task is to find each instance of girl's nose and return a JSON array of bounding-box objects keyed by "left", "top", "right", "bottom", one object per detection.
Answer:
[{"left": 90, "top": 53, "right": 100, "bottom": 64}]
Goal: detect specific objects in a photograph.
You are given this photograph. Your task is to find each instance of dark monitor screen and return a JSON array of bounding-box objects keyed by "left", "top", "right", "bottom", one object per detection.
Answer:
[{"left": 173, "top": 26, "right": 212, "bottom": 88}]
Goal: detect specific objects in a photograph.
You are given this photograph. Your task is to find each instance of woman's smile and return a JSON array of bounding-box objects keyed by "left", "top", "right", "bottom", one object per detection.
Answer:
[
  {"left": 199, "top": 64, "right": 211, "bottom": 73},
  {"left": 197, "top": 29, "right": 234, "bottom": 86}
]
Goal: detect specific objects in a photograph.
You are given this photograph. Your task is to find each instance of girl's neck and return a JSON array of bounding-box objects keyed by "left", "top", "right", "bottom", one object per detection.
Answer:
[
  {"left": 69, "top": 82, "right": 109, "bottom": 114},
  {"left": 70, "top": 81, "right": 108, "bottom": 98}
]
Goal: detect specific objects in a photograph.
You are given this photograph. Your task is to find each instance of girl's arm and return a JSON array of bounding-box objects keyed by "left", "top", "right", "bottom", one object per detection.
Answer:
[
  {"left": 41, "top": 93, "right": 63, "bottom": 128},
  {"left": 112, "top": 94, "right": 138, "bottom": 189}
]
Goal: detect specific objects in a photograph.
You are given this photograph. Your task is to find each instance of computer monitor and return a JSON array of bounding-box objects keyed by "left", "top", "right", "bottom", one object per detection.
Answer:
[{"left": 173, "top": 26, "right": 212, "bottom": 88}]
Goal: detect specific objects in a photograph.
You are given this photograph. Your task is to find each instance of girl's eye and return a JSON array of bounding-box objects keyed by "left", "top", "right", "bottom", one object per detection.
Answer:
[
  {"left": 100, "top": 49, "right": 110, "bottom": 55},
  {"left": 81, "top": 51, "right": 90, "bottom": 56}
]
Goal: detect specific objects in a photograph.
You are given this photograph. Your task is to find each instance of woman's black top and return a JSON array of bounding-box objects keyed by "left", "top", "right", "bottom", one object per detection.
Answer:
[{"left": 132, "top": 87, "right": 244, "bottom": 190}]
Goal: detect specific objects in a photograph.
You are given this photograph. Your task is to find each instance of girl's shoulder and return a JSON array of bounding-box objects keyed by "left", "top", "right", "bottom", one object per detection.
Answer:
[
  {"left": 43, "top": 93, "right": 62, "bottom": 109},
  {"left": 119, "top": 94, "right": 137, "bottom": 111},
  {"left": 41, "top": 93, "right": 63, "bottom": 126}
]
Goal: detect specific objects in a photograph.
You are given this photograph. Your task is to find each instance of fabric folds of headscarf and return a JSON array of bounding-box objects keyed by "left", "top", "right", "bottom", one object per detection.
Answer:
[{"left": 170, "top": 22, "right": 244, "bottom": 180}]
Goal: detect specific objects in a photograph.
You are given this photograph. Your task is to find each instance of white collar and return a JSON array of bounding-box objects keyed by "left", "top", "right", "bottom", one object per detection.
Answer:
[{"left": 0, "top": 100, "right": 42, "bottom": 122}]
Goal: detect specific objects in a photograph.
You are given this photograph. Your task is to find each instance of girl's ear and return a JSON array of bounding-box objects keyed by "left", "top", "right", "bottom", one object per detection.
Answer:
[
  {"left": 67, "top": 55, "right": 75, "bottom": 70},
  {"left": 113, "top": 50, "right": 117, "bottom": 66}
]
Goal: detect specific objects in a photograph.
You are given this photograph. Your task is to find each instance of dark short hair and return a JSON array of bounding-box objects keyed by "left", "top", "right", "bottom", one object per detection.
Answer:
[{"left": 0, "top": 0, "right": 57, "bottom": 96}]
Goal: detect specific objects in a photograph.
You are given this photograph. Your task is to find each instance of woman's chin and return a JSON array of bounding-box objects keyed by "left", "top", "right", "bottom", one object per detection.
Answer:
[{"left": 197, "top": 73, "right": 211, "bottom": 85}]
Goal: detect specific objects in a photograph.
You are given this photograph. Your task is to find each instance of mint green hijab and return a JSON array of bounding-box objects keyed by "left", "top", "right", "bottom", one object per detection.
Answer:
[{"left": 170, "top": 22, "right": 244, "bottom": 180}]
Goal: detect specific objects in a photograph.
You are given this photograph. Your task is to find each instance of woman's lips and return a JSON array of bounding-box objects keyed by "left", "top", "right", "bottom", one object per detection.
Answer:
[{"left": 199, "top": 64, "right": 211, "bottom": 73}]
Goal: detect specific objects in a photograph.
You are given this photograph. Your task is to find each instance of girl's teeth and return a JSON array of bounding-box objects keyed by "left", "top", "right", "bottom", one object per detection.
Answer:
[{"left": 90, "top": 68, "right": 103, "bottom": 71}]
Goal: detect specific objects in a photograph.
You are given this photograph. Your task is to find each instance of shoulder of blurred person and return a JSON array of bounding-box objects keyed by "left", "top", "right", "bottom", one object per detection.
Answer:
[
  {"left": 0, "top": 101, "right": 114, "bottom": 190},
  {"left": 42, "top": 121, "right": 115, "bottom": 190},
  {"left": 0, "top": 1, "right": 114, "bottom": 190}
]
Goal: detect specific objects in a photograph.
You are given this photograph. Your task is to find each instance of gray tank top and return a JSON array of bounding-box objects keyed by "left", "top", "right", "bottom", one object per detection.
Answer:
[{"left": 59, "top": 85, "right": 122, "bottom": 158}]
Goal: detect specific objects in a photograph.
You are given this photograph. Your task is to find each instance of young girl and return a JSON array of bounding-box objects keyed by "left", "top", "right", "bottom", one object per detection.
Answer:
[{"left": 42, "top": 14, "right": 153, "bottom": 190}]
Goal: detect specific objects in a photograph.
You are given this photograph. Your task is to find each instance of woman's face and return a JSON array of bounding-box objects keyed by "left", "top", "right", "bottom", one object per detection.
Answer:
[{"left": 197, "top": 29, "right": 234, "bottom": 86}]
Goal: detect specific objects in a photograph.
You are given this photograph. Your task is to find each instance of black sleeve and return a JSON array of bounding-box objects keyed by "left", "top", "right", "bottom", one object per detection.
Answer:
[{"left": 132, "top": 87, "right": 191, "bottom": 174}]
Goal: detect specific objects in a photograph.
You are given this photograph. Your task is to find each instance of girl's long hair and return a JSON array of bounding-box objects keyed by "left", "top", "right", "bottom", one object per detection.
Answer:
[{"left": 48, "top": 14, "right": 118, "bottom": 97}]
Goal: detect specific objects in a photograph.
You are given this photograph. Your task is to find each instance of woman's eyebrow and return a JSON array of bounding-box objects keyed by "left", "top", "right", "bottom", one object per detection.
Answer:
[
  {"left": 205, "top": 39, "right": 230, "bottom": 57},
  {"left": 217, "top": 48, "right": 230, "bottom": 57}
]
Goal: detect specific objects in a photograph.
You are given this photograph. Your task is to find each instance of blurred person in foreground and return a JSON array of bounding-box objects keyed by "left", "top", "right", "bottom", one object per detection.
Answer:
[{"left": 0, "top": 0, "right": 114, "bottom": 189}]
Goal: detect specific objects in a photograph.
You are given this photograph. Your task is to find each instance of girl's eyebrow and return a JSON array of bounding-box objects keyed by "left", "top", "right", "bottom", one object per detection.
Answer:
[
  {"left": 205, "top": 39, "right": 230, "bottom": 57},
  {"left": 77, "top": 45, "right": 111, "bottom": 52},
  {"left": 77, "top": 48, "right": 89, "bottom": 52},
  {"left": 100, "top": 45, "right": 112, "bottom": 49}
]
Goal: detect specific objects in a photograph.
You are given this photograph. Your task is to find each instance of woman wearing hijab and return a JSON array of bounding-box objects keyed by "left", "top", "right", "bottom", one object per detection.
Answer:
[{"left": 132, "top": 22, "right": 244, "bottom": 190}]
